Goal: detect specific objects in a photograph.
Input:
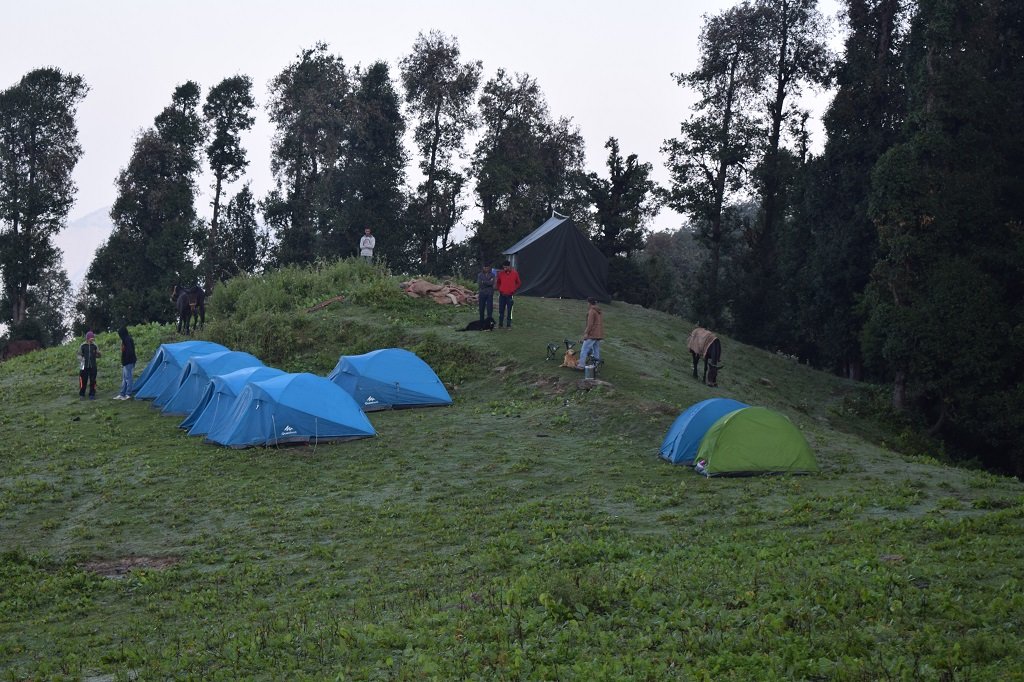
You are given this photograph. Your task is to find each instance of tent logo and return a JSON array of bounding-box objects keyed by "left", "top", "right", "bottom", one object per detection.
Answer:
[
  {"left": 281, "top": 425, "right": 296, "bottom": 436},
  {"left": 364, "top": 396, "right": 379, "bottom": 405}
]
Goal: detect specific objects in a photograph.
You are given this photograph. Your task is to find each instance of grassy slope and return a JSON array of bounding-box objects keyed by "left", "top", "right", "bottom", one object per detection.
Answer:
[{"left": 1, "top": 268, "right": 1022, "bottom": 680}]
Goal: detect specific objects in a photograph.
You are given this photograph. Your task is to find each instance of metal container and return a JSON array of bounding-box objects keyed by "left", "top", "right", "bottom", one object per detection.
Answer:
[{"left": 584, "top": 364, "right": 596, "bottom": 380}]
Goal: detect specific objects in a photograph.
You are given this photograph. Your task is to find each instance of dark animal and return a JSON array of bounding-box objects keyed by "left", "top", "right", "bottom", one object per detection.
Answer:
[
  {"left": 688, "top": 327, "right": 723, "bottom": 387},
  {"left": 1, "top": 339, "right": 42, "bottom": 362},
  {"left": 459, "top": 317, "right": 496, "bottom": 331},
  {"left": 172, "top": 284, "right": 206, "bottom": 335}
]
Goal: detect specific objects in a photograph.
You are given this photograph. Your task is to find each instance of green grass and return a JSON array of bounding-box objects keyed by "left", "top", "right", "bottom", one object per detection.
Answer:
[{"left": 2, "top": 262, "right": 1022, "bottom": 680}]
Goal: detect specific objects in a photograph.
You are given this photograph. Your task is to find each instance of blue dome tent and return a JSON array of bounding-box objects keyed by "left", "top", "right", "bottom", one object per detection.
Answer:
[
  {"left": 659, "top": 398, "right": 748, "bottom": 465},
  {"left": 205, "top": 373, "right": 376, "bottom": 448},
  {"left": 158, "top": 351, "right": 265, "bottom": 416},
  {"left": 133, "top": 341, "right": 229, "bottom": 400},
  {"left": 180, "top": 366, "right": 286, "bottom": 436},
  {"left": 327, "top": 348, "right": 452, "bottom": 412}
]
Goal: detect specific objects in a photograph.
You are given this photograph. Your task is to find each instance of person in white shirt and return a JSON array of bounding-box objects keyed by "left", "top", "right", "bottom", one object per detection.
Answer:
[{"left": 359, "top": 228, "right": 376, "bottom": 261}]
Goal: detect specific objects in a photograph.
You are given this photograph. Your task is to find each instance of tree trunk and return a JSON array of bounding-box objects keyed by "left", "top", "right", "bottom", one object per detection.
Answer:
[
  {"left": 847, "top": 360, "right": 863, "bottom": 382},
  {"left": 892, "top": 370, "right": 907, "bottom": 411},
  {"left": 205, "top": 173, "right": 223, "bottom": 294},
  {"left": 13, "top": 289, "right": 28, "bottom": 326},
  {"left": 707, "top": 48, "right": 741, "bottom": 327},
  {"left": 927, "top": 399, "right": 949, "bottom": 437},
  {"left": 421, "top": 103, "right": 442, "bottom": 265}
]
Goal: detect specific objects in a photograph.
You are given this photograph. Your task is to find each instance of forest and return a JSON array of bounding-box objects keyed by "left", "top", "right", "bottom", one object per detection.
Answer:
[{"left": 2, "top": 0, "right": 1022, "bottom": 474}]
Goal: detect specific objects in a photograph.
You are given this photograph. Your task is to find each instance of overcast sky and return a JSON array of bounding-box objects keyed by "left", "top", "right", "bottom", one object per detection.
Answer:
[{"left": 5, "top": 0, "right": 842, "bottom": 242}]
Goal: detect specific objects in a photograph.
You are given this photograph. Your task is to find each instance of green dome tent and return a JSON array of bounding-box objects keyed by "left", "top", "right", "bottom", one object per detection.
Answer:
[{"left": 694, "top": 407, "right": 818, "bottom": 477}]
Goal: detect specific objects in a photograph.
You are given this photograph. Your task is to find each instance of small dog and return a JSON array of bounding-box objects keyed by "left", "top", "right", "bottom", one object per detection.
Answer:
[
  {"left": 459, "top": 317, "right": 496, "bottom": 331},
  {"left": 560, "top": 348, "right": 578, "bottom": 368}
]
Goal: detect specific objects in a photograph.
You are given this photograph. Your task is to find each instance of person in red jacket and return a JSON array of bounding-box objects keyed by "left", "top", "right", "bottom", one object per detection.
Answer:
[{"left": 495, "top": 260, "right": 521, "bottom": 329}]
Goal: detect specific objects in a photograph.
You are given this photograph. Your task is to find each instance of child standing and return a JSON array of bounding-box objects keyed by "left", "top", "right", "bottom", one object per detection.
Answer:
[
  {"left": 77, "top": 331, "right": 101, "bottom": 400},
  {"left": 115, "top": 326, "right": 136, "bottom": 399}
]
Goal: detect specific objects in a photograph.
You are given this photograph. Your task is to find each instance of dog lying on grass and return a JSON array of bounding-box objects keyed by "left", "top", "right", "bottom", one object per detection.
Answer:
[
  {"left": 561, "top": 348, "right": 578, "bottom": 368},
  {"left": 459, "top": 317, "right": 496, "bottom": 331}
]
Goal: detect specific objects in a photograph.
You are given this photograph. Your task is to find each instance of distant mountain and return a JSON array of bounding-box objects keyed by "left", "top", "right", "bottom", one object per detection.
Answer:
[{"left": 56, "top": 206, "right": 113, "bottom": 287}]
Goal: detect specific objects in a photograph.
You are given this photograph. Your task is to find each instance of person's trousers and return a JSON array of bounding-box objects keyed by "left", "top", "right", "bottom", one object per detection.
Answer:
[
  {"left": 498, "top": 294, "right": 514, "bottom": 327},
  {"left": 79, "top": 367, "right": 97, "bottom": 397},
  {"left": 120, "top": 363, "right": 135, "bottom": 397},
  {"left": 478, "top": 292, "right": 493, "bottom": 322},
  {"left": 577, "top": 339, "right": 602, "bottom": 367}
]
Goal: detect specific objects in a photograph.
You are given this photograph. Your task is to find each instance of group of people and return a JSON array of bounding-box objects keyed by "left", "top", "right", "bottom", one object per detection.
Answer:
[
  {"left": 475, "top": 261, "right": 521, "bottom": 329},
  {"left": 76, "top": 326, "right": 136, "bottom": 400},
  {"left": 475, "top": 260, "right": 603, "bottom": 369}
]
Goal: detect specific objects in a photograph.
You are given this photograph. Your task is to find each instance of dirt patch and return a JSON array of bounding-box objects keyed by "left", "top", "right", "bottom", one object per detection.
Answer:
[{"left": 81, "top": 556, "right": 180, "bottom": 579}]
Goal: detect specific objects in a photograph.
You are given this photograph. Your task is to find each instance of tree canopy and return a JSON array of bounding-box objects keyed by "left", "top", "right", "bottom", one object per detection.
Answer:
[{"left": 0, "top": 67, "right": 87, "bottom": 336}]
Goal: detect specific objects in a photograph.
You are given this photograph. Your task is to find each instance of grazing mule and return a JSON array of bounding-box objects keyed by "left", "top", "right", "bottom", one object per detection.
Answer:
[
  {"left": 688, "top": 327, "right": 723, "bottom": 387},
  {"left": 172, "top": 285, "right": 205, "bottom": 335}
]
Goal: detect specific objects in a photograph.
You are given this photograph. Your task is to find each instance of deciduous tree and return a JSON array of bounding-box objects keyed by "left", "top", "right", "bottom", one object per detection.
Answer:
[
  {"left": 334, "top": 61, "right": 407, "bottom": 264},
  {"left": 735, "top": 0, "right": 832, "bottom": 345},
  {"left": 400, "top": 31, "right": 481, "bottom": 266},
  {"left": 662, "top": 4, "right": 762, "bottom": 326},
  {"left": 0, "top": 68, "right": 87, "bottom": 328},
  {"left": 264, "top": 44, "right": 349, "bottom": 265},
  {"left": 203, "top": 75, "right": 255, "bottom": 291},
  {"left": 470, "top": 69, "right": 585, "bottom": 261},
  {"left": 79, "top": 83, "right": 205, "bottom": 328}
]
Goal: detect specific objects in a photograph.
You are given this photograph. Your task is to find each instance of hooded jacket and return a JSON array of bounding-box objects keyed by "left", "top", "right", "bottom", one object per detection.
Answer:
[
  {"left": 583, "top": 304, "right": 604, "bottom": 340},
  {"left": 118, "top": 326, "right": 137, "bottom": 366}
]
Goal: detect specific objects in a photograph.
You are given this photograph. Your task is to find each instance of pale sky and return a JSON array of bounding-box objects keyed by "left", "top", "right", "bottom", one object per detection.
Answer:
[{"left": 5, "top": 0, "right": 841, "bottom": 256}]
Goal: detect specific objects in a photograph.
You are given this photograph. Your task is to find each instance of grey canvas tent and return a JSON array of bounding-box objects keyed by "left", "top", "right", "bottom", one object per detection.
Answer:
[{"left": 502, "top": 214, "right": 609, "bottom": 301}]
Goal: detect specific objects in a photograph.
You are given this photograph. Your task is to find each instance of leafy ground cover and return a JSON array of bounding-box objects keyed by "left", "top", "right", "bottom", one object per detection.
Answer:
[{"left": 1, "top": 262, "right": 1022, "bottom": 680}]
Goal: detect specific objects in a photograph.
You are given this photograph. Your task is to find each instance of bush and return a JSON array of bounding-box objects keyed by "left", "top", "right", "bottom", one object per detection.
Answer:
[{"left": 9, "top": 317, "right": 48, "bottom": 346}]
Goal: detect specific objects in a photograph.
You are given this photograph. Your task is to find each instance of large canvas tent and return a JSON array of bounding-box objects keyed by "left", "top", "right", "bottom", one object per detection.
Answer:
[
  {"left": 205, "top": 373, "right": 376, "bottom": 448},
  {"left": 133, "top": 341, "right": 228, "bottom": 400},
  {"left": 327, "top": 348, "right": 452, "bottom": 411},
  {"left": 181, "top": 366, "right": 286, "bottom": 436},
  {"left": 695, "top": 407, "right": 818, "bottom": 477},
  {"left": 158, "top": 350, "right": 264, "bottom": 416},
  {"left": 502, "top": 214, "right": 609, "bottom": 301},
  {"left": 659, "top": 398, "right": 749, "bottom": 465}
]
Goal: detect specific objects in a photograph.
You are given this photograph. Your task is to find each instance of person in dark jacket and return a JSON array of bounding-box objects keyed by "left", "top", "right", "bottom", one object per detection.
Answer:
[
  {"left": 77, "top": 331, "right": 101, "bottom": 399},
  {"left": 115, "top": 326, "right": 137, "bottom": 399},
  {"left": 476, "top": 263, "right": 495, "bottom": 324}
]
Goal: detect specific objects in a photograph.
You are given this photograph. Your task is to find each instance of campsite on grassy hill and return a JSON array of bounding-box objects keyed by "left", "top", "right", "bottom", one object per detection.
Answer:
[
  {"left": 4, "top": 1, "right": 1024, "bottom": 677},
  {"left": 1, "top": 263, "right": 1022, "bottom": 679}
]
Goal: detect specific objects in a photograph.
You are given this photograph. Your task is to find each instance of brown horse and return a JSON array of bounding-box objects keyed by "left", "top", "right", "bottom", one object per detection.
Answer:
[{"left": 688, "top": 327, "right": 723, "bottom": 387}]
